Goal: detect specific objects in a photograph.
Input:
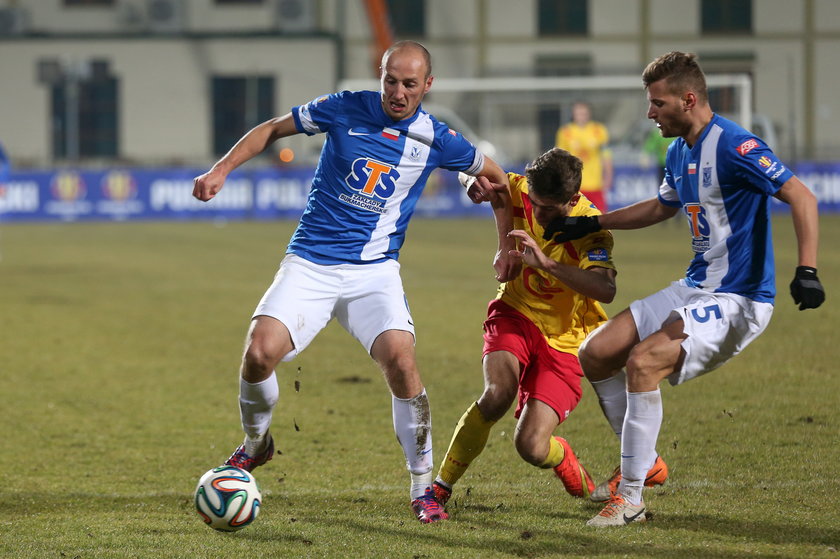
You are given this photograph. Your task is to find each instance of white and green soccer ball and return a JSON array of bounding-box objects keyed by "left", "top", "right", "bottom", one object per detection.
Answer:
[{"left": 195, "top": 466, "right": 262, "bottom": 532}]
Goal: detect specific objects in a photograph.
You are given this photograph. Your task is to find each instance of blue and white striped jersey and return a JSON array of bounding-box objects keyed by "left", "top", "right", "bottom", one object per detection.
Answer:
[
  {"left": 659, "top": 114, "right": 794, "bottom": 303},
  {"left": 288, "top": 90, "right": 483, "bottom": 264}
]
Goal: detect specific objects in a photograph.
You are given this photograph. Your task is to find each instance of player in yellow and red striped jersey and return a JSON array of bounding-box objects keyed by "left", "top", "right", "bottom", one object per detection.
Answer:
[{"left": 432, "top": 148, "right": 617, "bottom": 510}]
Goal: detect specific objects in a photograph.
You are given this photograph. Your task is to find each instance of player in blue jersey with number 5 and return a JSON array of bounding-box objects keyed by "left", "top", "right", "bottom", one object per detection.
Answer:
[
  {"left": 541, "top": 51, "right": 825, "bottom": 527},
  {"left": 192, "top": 41, "right": 516, "bottom": 524}
]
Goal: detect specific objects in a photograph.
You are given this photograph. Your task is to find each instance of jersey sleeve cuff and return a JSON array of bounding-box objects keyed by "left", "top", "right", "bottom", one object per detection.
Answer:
[
  {"left": 292, "top": 105, "right": 318, "bottom": 136},
  {"left": 657, "top": 193, "right": 682, "bottom": 208}
]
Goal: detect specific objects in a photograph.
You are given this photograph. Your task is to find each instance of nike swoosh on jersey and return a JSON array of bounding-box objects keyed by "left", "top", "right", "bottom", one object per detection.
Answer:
[
  {"left": 347, "top": 128, "right": 370, "bottom": 136},
  {"left": 675, "top": 176, "right": 683, "bottom": 182}
]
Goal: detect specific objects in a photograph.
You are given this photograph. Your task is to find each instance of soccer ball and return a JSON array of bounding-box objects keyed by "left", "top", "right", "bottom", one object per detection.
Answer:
[{"left": 195, "top": 466, "right": 262, "bottom": 532}]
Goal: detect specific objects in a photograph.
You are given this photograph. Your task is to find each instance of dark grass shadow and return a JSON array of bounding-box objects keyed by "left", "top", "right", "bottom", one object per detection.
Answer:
[
  {"left": 6, "top": 491, "right": 833, "bottom": 558},
  {"left": 285, "top": 493, "right": 820, "bottom": 559},
  {"left": 648, "top": 510, "right": 840, "bottom": 548}
]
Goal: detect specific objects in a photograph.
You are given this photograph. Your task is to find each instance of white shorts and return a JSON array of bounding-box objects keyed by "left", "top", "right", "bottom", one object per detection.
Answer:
[
  {"left": 630, "top": 280, "right": 773, "bottom": 385},
  {"left": 253, "top": 254, "right": 415, "bottom": 362}
]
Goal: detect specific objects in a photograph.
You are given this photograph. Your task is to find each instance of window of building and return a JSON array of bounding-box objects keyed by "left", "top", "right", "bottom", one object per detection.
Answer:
[
  {"left": 212, "top": 76, "right": 275, "bottom": 157},
  {"left": 51, "top": 76, "right": 119, "bottom": 159},
  {"left": 698, "top": 51, "right": 755, "bottom": 113},
  {"left": 538, "top": 0, "right": 588, "bottom": 37},
  {"left": 387, "top": 0, "right": 425, "bottom": 37},
  {"left": 702, "top": 0, "right": 752, "bottom": 34},
  {"left": 64, "top": 0, "right": 114, "bottom": 5}
]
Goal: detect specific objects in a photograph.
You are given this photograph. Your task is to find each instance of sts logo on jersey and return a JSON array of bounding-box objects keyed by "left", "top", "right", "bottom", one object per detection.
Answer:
[
  {"left": 341, "top": 158, "right": 401, "bottom": 214},
  {"left": 346, "top": 158, "right": 399, "bottom": 199},
  {"left": 684, "top": 203, "right": 711, "bottom": 252}
]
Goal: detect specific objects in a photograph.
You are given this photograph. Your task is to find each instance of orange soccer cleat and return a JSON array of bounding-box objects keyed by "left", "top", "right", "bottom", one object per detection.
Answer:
[
  {"left": 590, "top": 455, "right": 668, "bottom": 503},
  {"left": 552, "top": 436, "right": 596, "bottom": 498}
]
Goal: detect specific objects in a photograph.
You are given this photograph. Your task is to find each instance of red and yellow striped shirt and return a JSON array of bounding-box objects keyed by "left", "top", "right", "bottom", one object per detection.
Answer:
[{"left": 497, "top": 172, "right": 615, "bottom": 355}]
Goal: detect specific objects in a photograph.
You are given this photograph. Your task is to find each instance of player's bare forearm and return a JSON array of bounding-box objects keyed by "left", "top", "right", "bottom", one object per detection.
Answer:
[
  {"left": 491, "top": 190, "right": 520, "bottom": 282},
  {"left": 544, "top": 261, "right": 617, "bottom": 303},
  {"left": 776, "top": 176, "right": 819, "bottom": 268},
  {"left": 484, "top": 172, "right": 515, "bottom": 254},
  {"left": 598, "top": 198, "right": 677, "bottom": 230},
  {"left": 213, "top": 114, "right": 297, "bottom": 175},
  {"left": 490, "top": 189, "right": 514, "bottom": 238},
  {"left": 477, "top": 156, "right": 508, "bottom": 187},
  {"left": 461, "top": 172, "right": 519, "bottom": 282},
  {"left": 194, "top": 114, "right": 299, "bottom": 202}
]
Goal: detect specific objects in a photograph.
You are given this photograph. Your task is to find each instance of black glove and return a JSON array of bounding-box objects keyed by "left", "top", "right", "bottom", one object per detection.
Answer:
[
  {"left": 790, "top": 266, "right": 825, "bottom": 310},
  {"left": 542, "top": 215, "right": 601, "bottom": 242}
]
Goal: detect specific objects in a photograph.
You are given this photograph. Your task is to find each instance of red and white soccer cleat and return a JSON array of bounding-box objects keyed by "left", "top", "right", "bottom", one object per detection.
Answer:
[
  {"left": 411, "top": 486, "right": 449, "bottom": 524},
  {"left": 224, "top": 435, "right": 275, "bottom": 473}
]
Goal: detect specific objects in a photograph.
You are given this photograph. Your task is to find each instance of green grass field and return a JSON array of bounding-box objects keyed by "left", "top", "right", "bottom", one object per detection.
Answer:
[{"left": 1, "top": 216, "right": 837, "bottom": 558}]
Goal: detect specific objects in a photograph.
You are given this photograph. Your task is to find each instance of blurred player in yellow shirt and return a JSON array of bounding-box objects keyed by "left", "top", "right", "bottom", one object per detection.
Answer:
[
  {"left": 556, "top": 101, "right": 613, "bottom": 212},
  {"left": 431, "top": 148, "right": 617, "bottom": 511}
]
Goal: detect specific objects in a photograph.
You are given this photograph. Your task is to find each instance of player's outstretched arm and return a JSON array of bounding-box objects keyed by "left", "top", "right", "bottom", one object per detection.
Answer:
[
  {"left": 464, "top": 176, "right": 520, "bottom": 282},
  {"left": 193, "top": 113, "right": 299, "bottom": 202},
  {"left": 508, "top": 230, "right": 616, "bottom": 303},
  {"left": 460, "top": 158, "right": 521, "bottom": 282},
  {"left": 602, "top": 197, "right": 679, "bottom": 229},
  {"left": 543, "top": 198, "right": 678, "bottom": 243},
  {"left": 775, "top": 176, "right": 824, "bottom": 310},
  {"left": 461, "top": 156, "right": 507, "bottom": 205}
]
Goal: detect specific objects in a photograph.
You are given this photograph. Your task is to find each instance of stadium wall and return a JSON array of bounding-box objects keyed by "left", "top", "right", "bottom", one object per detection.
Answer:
[{"left": 2, "top": 0, "right": 840, "bottom": 167}]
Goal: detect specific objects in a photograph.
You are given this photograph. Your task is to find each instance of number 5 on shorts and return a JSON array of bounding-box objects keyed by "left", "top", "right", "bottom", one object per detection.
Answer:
[{"left": 690, "top": 304, "right": 722, "bottom": 323}]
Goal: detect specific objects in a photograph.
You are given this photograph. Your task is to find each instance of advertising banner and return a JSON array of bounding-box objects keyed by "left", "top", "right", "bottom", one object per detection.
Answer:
[{"left": 2, "top": 163, "right": 839, "bottom": 223}]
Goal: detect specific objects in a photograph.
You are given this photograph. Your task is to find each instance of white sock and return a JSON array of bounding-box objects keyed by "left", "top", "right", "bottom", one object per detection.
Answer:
[
  {"left": 239, "top": 372, "right": 279, "bottom": 455},
  {"left": 619, "top": 388, "right": 662, "bottom": 506},
  {"left": 410, "top": 472, "right": 433, "bottom": 500},
  {"left": 392, "top": 389, "right": 433, "bottom": 500},
  {"left": 590, "top": 370, "right": 627, "bottom": 439}
]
